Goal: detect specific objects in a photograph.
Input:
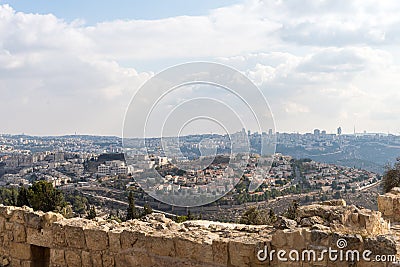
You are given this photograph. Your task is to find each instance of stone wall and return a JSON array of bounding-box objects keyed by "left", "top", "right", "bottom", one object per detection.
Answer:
[
  {"left": 0, "top": 201, "right": 397, "bottom": 267},
  {"left": 378, "top": 187, "right": 400, "bottom": 222}
]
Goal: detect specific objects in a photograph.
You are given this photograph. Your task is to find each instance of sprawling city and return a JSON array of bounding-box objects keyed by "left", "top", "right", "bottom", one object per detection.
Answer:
[{"left": 0, "top": 130, "right": 396, "bottom": 220}]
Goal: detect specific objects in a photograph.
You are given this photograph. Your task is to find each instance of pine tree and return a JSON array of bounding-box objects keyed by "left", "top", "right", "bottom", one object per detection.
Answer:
[
  {"left": 86, "top": 206, "right": 97, "bottom": 220},
  {"left": 27, "top": 181, "right": 66, "bottom": 212},
  {"left": 17, "top": 187, "right": 30, "bottom": 207},
  {"left": 126, "top": 191, "right": 140, "bottom": 220}
]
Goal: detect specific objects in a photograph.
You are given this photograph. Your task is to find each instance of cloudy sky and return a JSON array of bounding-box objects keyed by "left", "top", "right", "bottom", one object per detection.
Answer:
[{"left": 1, "top": 0, "right": 400, "bottom": 136}]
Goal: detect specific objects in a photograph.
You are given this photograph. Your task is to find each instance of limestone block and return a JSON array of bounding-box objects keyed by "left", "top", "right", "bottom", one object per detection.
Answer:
[
  {"left": 91, "top": 251, "right": 102, "bottom": 267},
  {"left": 174, "top": 237, "right": 213, "bottom": 264},
  {"left": 10, "top": 209, "right": 26, "bottom": 224},
  {"left": 84, "top": 228, "right": 108, "bottom": 251},
  {"left": 26, "top": 227, "right": 52, "bottom": 247},
  {"left": 25, "top": 211, "right": 44, "bottom": 229},
  {"left": 65, "top": 250, "right": 81, "bottom": 267},
  {"left": 145, "top": 235, "right": 175, "bottom": 257},
  {"left": 212, "top": 238, "right": 229, "bottom": 265},
  {"left": 13, "top": 223, "right": 26, "bottom": 243},
  {"left": 10, "top": 242, "right": 32, "bottom": 260},
  {"left": 228, "top": 239, "right": 257, "bottom": 267},
  {"left": 271, "top": 230, "right": 287, "bottom": 248},
  {"left": 102, "top": 253, "right": 115, "bottom": 267},
  {"left": 108, "top": 229, "right": 122, "bottom": 253},
  {"left": 51, "top": 223, "right": 66, "bottom": 247},
  {"left": 115, "top": 252, "right": 152, "bottom": 267},
  {"left": 284, "top": 229, "right": 306, "bottom": 250},
  {"left": 120, "top": 230, "right": 146, "bottom": 251},
  {"left": 0, "top": 217, "right": 5, "bottom": 232},
  {"left": 10, "top": 258, "right": 22, "bottom": 267},
  {"left": 81, "top": 251, "right": 92, "bottom": 267},
  {"left": 64, "top": 225, "right": 86, "bottom": 249},
  {"left": 50, "top": 249, "right": 65, "bottom": 266}
]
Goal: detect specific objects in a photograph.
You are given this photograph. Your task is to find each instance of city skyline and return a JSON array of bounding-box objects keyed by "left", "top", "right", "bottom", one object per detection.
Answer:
[
  {"left": 1, "top": 1, "right": 400, "bottom": 136},
  {"left": 0, "top": 126, "right": 399, "bottom": 138}
]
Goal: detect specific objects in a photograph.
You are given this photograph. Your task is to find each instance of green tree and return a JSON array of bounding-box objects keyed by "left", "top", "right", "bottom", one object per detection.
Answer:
[
  {"left": 143, "top": 203, "right": 153, "bottom": 215},
  {"left": 17, "top": 187, "right": 30, "bottom": 207},
  {"left": 126, "top": 191, "right": 140, "bottom": 220},
  {"left": 284, "top": 200, "right": 299, "bottom": 220},
  {"left": 86, "top": 206, "right": 97, "bottom": 220},
  {"left": 239, "top": 207, "right": 268, "bottom": 225},
  {"left": 268, "top": 209, "right": 277, "bottom": 224},
  {"left": 27, "top": 181, "right": 66, "bottom": 212},
  {"left": 174, "top": 215, "right": 188, "bottom": 223},
  {"left": 382, "top": 158, "right": 400, "bottom": 193}
]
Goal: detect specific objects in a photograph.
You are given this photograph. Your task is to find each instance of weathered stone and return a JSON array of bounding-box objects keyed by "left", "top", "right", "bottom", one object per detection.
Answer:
[
  {"left": 274, "top": 216, "right": 297, "bottom": 230},
  {"left": 228, "top": 239, "right": 257, "bottom": 267},
  {"left": 10, "top": 209, "right": 26, "bottom": 224},
  {"left": 10, "top": 258, "right": 22, "bottom": 267},
  {"left": 1, "top": 256, "right": 9, "bottom": 266},
  {"left": 120, "top": 230, "right": 146, "bottom": 250},
  {"left": 91, "top": 252, "right": 102, "bottom": 267},
  {"left": 145, "top": 235, "right": 175, "bottom": 257},
  {"left": 378, "top": 188, "right": 400, "bottom": 222},
  {"left": 102, "top": 253, "right": 115, "bottom": 267},
  {"left": 26, "top": 227, "right": 52, "bottom": 247},
  {"left": 0, "top": 206, "right": 14, "bottom": 219},
  {"left": 10, "top": 242, "right": 32, "bottom": 260},
  {"left": 364, "top": 235, "right": 397, "bottom": 256},
  {"left": 26, "top": 211, "right": 44, "bottom": 229},
  {"left": 50, "top": 248, "right": 65, "bottom": 266},
  {"left": 321, "top": 199, "right": 346, "bottom": 206},
  {"left": 271, "top": 230, "right": 287, "bottom": 247},
  {"left": 0, "top": 216, "right": 5, "bottom": 232},
  {"left": 84, "top": 228, "right": 108, "bottom": 251},
  {"left": 300, "top": 216, "right": 325, "bottom": 227},
  {"left": 285, "top": 228, "right": 306, "bottom": 250},
  {"left": 43, "top": 212, "right": 64, "bottom": 227},
  {"left": 174, "top": 237, "right": 213, "bottom": 263},
  {"left": 65, "top": 250, "right": 81, "bottom": 267},
  {"left": 13, "top": 224, "right": 26, "bottom": 243},
  {"left": 0, "top": 201, "right": 397, "bottom": 267},
  {"left": 212, "top": 238, "right": 229, "bottom": 265},
  {"left": 21, "top": 260, "right": 34, "bottom": 267},
  {"left": 81, "top": 251, "right": 92, "bottom": 267},
  {"left": 115, "top": 253, "right": 152, "bottom": 267},
  {"left": 108, "top": 229, "right": 122, "bottom": 253},
  {"left": 64, "top": 225, "right": 86, "bottom": 249},
  {"left": 51, "top": 223, "right": 66, "bottom": 247}
]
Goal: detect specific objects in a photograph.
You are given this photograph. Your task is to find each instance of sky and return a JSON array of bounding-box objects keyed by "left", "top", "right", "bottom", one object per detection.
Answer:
[{"left": 1, "top": 0, "right": 400, "bottom": 136}]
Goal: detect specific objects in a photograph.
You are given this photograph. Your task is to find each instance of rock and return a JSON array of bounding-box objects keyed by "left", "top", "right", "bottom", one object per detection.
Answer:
[
  {"left": 378, "top": 188, "right": 400, "bottom": 222},
  {"left": 274, "top": 216, "right": 297, "bottom": 229},
  {"left": 321, "top": 199, "right": 347, "bottom": 206},
  {"left": 2, "top": 257, "right": 9, "bottom": 266},
  {"left": 364, "top": 235, "right": 397, "bottom": 256},
  {"left": 145, "top": 213, "right": 171, "bottom": 224},
  {"left": 300, "top": 216, "right": 325, "bottom": 227},
  {"left": 390, "top": 187, "right": 400, "bottom": 195},
  {"left": 310, "top": 224, "right": 330, "bottom": 231}
]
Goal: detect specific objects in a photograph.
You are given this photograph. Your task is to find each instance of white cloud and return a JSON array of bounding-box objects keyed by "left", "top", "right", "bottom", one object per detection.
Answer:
[{"left": 1, "top": 1, "right": 400, "bottom": 135}]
